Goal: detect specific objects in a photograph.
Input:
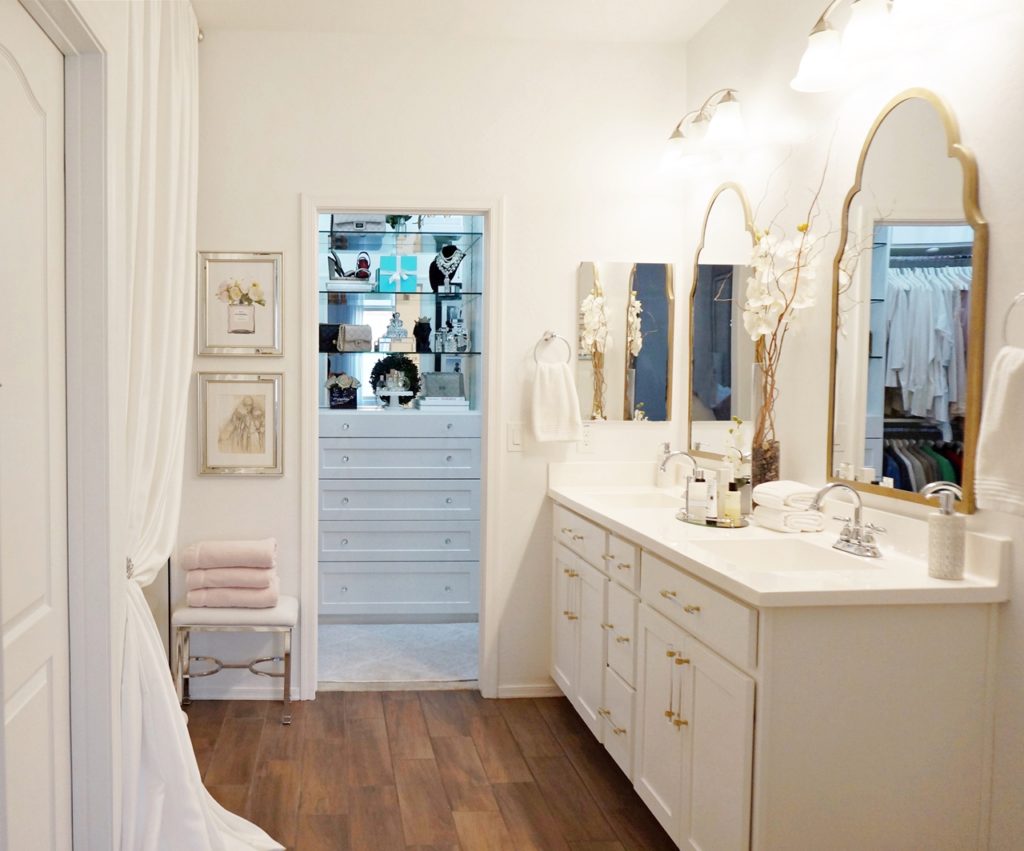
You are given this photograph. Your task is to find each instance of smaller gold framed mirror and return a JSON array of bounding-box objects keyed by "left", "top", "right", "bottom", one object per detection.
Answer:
[
  {"left": 688, "top": 183, "right": 757, "bottom": 460},
  {"left": 827, "top": 89, "right": 988, "bottom": 512}
]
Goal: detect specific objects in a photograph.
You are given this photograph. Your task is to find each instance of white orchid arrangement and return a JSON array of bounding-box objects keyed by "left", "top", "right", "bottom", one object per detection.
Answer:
[
  {"left": 579, "top": 290, "right": 611, "bottom": 354},
  {"left": 216, "top": 278, "right": 267, "bottom": 307},
  {"left": 626, "top": 291, "right": 644, "bottom": 358},
  {"left": 325, "top": 372, "right": 361, "bottom": 391}
]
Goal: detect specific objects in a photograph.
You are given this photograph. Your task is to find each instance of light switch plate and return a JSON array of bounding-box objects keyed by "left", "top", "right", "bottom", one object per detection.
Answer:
[{"left": 507, "top": 421, "right": 523, "bottom": 452}]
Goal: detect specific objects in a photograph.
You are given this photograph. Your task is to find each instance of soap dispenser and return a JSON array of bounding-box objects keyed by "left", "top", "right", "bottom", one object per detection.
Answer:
[{"left": 920, "top": 482, "right": 965, "bottom": 581}]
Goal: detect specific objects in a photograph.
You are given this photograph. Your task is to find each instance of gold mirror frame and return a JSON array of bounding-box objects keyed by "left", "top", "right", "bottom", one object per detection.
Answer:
[
  {"left": 623, "top": 264, "right": 676, "bottom": 421},
  {"left": 687, "top": 182, "right": 757, "bottom": 459},
  {"left": 826, "top": 88, "right": 989, "bottom": 513}
]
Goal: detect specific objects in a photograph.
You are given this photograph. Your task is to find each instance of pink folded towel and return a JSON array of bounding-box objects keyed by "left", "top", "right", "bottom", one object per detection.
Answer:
[
  {"left": 182, "top": 537, "right": 277, "bottom": 571},
  {"left": 187, "top": 575, "right": 280, "bottom": 609},
  {"left": 185, "top": 567, "right": 276, "bottom": 591}
]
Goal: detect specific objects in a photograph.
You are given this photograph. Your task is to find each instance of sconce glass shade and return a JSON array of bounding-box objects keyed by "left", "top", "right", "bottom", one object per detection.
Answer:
[
  {"left": 706, "top": 95, "right": 744, "bottom": 145},
  {"left": 842, "top": 0, "right": 892, "bottom": 65},
  {"left": 790, "top": 26, "right": 843, "bottom": 92}
]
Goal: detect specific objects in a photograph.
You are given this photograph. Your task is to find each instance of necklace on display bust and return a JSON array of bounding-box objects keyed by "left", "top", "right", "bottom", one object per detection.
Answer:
[{"left": 429, "top": 245, "right": 467, "bottom": 292}]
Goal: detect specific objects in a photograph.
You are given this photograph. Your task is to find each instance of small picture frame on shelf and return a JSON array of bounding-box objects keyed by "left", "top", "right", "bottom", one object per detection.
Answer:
[
  {"left": 197, "top": 251, "right": 282, "bottom": 356},
  {"left": 441, "top": 355, "right": 464, "bottom": 375},
  {"left": 197, "top": 373, "right": 283, "bottom": 476},
  {"left": 423, "top": 371, "right": 465, "bottom": 399}
]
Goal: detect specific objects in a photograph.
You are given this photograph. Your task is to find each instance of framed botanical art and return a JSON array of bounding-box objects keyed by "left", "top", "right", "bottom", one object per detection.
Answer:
[
  {"left": 198, "top": 251, "right": 282, "bottom": 355},
  {"left": 198, "top": 373, "right": 283, "bottom": 475}
]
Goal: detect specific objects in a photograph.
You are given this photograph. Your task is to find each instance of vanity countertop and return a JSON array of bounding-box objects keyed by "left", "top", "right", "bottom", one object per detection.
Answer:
[{"left": 548, "top": 481, "right": 1010, "bottom": 608}]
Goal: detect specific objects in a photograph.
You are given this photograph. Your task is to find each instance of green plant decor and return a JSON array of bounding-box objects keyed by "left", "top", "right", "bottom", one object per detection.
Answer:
[
  {"left": 386, "top": 214, "right": 412, "bottom": 230},
  {"left": 369, "top": 353, "right": 422, "bottom": 400}
]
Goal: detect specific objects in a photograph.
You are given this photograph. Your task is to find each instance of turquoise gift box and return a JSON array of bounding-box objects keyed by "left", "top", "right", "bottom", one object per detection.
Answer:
[{"left": 377, "top": 255, "right": 418, "bottom": 292}]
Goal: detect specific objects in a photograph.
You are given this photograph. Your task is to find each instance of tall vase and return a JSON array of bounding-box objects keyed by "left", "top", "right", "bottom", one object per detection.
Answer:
[{"left": 751, "top": 440, "right": 780, "bottom": 488}]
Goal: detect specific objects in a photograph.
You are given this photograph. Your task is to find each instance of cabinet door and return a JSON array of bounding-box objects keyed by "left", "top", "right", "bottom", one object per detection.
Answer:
[
  {"left": 679, "top": 635, "right": 755, "bottom": 851},
  {"left": 573, "top": 559, "right": 607, "bottom": 740},
  {"left": 635, "top": 606, "right": 687, "bottom": 839},
  {"left": 551, "top": 544, "right": 578, "bottom": 696}
]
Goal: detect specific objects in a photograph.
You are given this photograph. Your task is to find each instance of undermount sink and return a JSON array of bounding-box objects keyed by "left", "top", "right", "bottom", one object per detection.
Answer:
[
  {"left": 590, "top": 490, "right": 685, "bottom": 509},
  {"left": 699, "top": 537, "right": 884, "bottom": 572}
]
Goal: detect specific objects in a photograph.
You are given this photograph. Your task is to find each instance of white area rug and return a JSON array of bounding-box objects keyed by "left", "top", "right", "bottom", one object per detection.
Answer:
[{"left": 318, "top": 623, "right": 478, "bottom": 683}]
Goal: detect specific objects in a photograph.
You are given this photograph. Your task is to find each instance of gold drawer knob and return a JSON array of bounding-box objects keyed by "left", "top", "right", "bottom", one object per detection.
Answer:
[
  {"left": 660, "top": 589, "right": 677, "bottom": 599},
  {"left": 674, "top": 657, "right": 690, "bottom": 665},
  {"left": 684, "top": 605, "right": 702, "bottom": 614},
  {"left": 617, "top": 563, "right": 631, "bottom": 571},
  {"left": 612, "top": 725, "right": 627, "bottom": 736},
  {"left": 666, "top": 650, "right": 677, "bottom": 658},
  {"left": 561, "top": 527, "right": 574, "bottom": 535},
  {"left": 600, "top": 622, "right": 614, "bottom": 631},
  {"left": 673, "top": 718, "right": 689, "bottom": 728},
  {"left": 572, "top": 534, "right": 585, "bottom": 542},
  {"left": 615, "top": 636, "right": 630, "bottom": 644},
  {"left": 597, "top": 707, "right": 611, "bottom": 717},
  {"left": 566, "top": 613, "right": 579, "bottom": 621}
]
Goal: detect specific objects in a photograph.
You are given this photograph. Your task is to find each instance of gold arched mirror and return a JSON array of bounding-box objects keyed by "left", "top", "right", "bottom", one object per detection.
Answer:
[
  {"left": 688, "top": 183, "right": 757, "bottom": 459},
  {"left": 828, "top": 89, "right": 988, "bottom": 512}
]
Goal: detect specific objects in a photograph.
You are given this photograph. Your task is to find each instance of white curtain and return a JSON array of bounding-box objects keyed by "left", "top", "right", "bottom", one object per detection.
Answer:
[{"left": 118, "top": 3, "right": 282, "bottom": 848}]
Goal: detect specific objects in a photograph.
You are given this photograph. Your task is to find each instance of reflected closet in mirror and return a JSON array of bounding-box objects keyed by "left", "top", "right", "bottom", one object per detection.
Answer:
[
  {"left": 828, "top": 89, "right": 988, "bottom": 512},
  {"left": 688, "top": 183, "right": 757, "bottom": 459},
  {"left": 576, "top": 262, "right": 674, "bottom": 421}
]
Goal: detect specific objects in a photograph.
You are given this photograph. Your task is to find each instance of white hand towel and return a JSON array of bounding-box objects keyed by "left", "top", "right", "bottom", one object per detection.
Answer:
[
  {"left": 531, "top": 360, "right": 584, "bottom": 442},
  {"left": 187, "top": 574, "right": 280, "bottom": 609},
  {"left": 753, "top": 506, "right": 825, "bottom": 533},
  {"left": 752, "top": 480, "right": 819, "bottom": 511},
  {"left": 185, "top": 566, "right": 276, "bottom": 591},
  {"left": 181, "top": 537, "right": 277, "bottom": 570},
  {"left": 975, "top": 346, "right": 1024, "bottom": 514}
]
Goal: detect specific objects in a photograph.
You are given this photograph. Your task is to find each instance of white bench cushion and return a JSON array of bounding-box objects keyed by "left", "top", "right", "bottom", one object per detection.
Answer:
[{"left": 172, "top": 595, "right": 298, "bottom": 628}]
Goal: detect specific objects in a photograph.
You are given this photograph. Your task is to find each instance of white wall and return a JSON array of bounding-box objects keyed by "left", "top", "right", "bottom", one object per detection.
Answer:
[
  {"left": 683, "top": 0, "right": 1024, "bottom": 845},
  {"left": 180, "top": 31, "right": 692, "bottom": 696}
]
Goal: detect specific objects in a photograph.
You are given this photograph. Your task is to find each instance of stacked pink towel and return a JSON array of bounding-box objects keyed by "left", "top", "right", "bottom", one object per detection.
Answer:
[{"left": 182, "top": 538, "right": 280, "bottom": 608}]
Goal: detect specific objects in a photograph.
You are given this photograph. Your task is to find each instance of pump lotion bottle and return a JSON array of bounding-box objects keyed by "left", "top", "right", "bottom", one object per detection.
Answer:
[{"left": 920, "top": 482, "right": 965, "bottom": 581}]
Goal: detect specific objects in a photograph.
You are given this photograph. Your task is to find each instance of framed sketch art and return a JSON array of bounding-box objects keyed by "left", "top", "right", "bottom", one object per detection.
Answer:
[
  {"left": 198, "top": 251, "right": 282, "bottom": 355},
  {"left": 198, "top": 373, "right": 283, "bottom": 475}
]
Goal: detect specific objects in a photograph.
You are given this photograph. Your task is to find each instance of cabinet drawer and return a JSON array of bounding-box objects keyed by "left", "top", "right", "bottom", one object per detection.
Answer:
[
  {"left": 606, "top": 580, "right": 638, "bottom": 686},
  {"left": 319, "top": 520, "right": 479, "bottom": 561},
  {"left": 320, "top": 437, "right": 480, "bottom": 479},
  {"left": 320, "top": 411, "right": 481, "bottom": 438},
  {"left": 552, "top": 503, "right": 606, "bottom": 569},
  {"left": 602, "top": 667, "right": 636, "bottom": 779},
  {"left": 319, "top": 561, "right": 477, "bottom": 615},
  {"left": 641, "top": 552, "right": 757, "bottom": 670},
  {"left": 605, "top": 532, "right": 640, "bottom": 591},
  {"left": 319, "top": 479, "right": 480, "bottom": 522}
]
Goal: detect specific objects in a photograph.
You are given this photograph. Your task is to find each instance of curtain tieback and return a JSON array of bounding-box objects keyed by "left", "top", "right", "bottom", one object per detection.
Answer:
[{"left": 126, "top": 558, "right": 135, "bottom": 580}]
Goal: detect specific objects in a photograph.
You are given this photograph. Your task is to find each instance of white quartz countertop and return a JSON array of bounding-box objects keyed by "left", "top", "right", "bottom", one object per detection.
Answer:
[{"left": 548, "top": 482, "right": 1010, "bottom": 608}]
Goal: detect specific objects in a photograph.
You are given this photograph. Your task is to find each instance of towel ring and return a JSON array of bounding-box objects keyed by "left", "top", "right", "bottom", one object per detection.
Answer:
[
  {"left": 1003, "top": 292, "right": 1024, "bottom": 345},
  {"left": 533, "top": 331, "right": 572, "bottom": 364}
]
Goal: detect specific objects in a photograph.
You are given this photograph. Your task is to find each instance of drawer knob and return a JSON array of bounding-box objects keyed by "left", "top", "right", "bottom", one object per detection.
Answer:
[
  {"left": 684, "top": 605, "right": 702, "bottom": 615},
  {"left": 673, "top": 718, "right": 689, "bottom": 728},
  {"left": 444, "top": 585, "right": 452, "bottom": 592},
  {"left": 342, "top": 455, "right": 350, "bottom": 463},
  {"left": 674, "top": 657, "right": 690, "bottom": 665},
  {"left": 566, "top": 613, "right": 579, "bottom": 621},
  {"left": 660, "top": 590, "right": 677, "bottom": 599},
  {"left": 601, "top": 554, "right": 615, "bottom": 561},
  {"left": 341, "top": 538, "right": 349, "bottom": 545},
  {"left": 446, "top": 423, "right": 453, "bottom": 430},
  {"left": 600, "top": 622, "right": 614, "bottom": 631},
  {"left": 341, "top": 497, "right": 350, "bottom": 505},
  {"left": 561, "top": 527, "right": 574, "bottom": 535},
  {"left": 342, "top": 423, "right": 350, "bottom": 430},
  {"left": 572, "top": 534, "right": 585, "bottom": 542},
  {"left": 446, "top": 455, "right": 454, "bottom": 462},
  {"left": 666, "top": 650, "right": 678, "bottom": 658},
  {"left": 597, "top": 707, "right": 611, "bottom": 717},
  {"left": 617, "top": 563, "right": 631, "bottom": 571},
  {"left": 612, "top": 725, "right": 627, "bottom": 736},
  {"left": 444, "top": 537, "right": 453, "bottom": 545},
  {"left": 445, "top": 497, "right": 454, "bottom": 504},
  {"left": 340, "top": 586, "right": 348, "bottom": 592},
  {"left": 615, "top": 636, "right": 630, "bottom": 644},
  {"left": 565, "top": 570, "right": 579, "bottom": 578}
]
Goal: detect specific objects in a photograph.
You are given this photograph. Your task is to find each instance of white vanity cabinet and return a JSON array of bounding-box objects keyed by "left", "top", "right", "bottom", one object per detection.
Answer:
[{"left": 319, "top": 411, "right": 480, "bottom": 617}]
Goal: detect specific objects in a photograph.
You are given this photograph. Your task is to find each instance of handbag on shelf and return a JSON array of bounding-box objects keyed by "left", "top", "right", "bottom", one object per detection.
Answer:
[
  {"left": 336, "top": 324, "right": 373, "bottom": 352},
  {"left": 319, "top": 323, "right": 339, "bottom": 353},
  {"left": 330, "top": 214, "right": 386, "bottom": 251}
]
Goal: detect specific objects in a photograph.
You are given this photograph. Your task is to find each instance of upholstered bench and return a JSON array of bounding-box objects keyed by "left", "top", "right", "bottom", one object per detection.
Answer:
[{"left": 172, "top": 595, "right": 299, "bottom": 725}]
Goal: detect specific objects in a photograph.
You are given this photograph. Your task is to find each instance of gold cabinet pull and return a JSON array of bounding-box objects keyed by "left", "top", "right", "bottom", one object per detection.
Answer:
[
  {"left": 612, "top": 725, "right": 627, "bottom": 736},
  {"left": 674, "top": 657, "right": 689, "bottom": 665},
  {"left": 664, "top": 710, "right": 676, "bottom": 719},
  {"left": 601, "top": 554, "right": 615, "bottom": 561},
  {"left": 562, "top": 569, "right": 579, "bottom": 578},
  {"left": 566, "top": 613, "right": 579, "bottom": 621},
  {"left": 683, "top": 605, "right": 702, "bottom": 614},
  {"left": 666, "top": 650, "right": 677, "bottom": 658},
  {"left": 600, "top": 622, "right": 614, "bottom": 631},
  {"left": 660, "top": 589, "right": 677, "bottom": 599},
  {"left": 572, "top": 534, "right": 585, "bottom": 542},
  {"left": 673, "top": 718, "right": 689, "bottom": 728},
  {"left": 617, "top": 563, "right": 632, "bottom": 571},
  {"left": 597, "top": 707, "right": 611, "bottom": 717},
  {"left": 561, "top": 527, "right": 574, "bottom": 535},
  {"left": 615, "top": 636, "right": 630, "bottom": 644}
]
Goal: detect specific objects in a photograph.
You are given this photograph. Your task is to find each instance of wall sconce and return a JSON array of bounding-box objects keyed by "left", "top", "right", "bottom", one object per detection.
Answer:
[
  {"left": 664, "top": 89, "right": 744, "bottom": 162},
  {"left": 791, "top": 0, "right": 893, "bottom": 93}
]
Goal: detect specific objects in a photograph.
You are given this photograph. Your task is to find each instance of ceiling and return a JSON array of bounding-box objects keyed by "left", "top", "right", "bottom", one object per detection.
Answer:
[{"left": 189, "top": 0, "right": 728, "bottom": 44}]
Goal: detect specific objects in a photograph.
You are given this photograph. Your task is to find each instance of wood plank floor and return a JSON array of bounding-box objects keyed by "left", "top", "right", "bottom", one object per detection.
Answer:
[{"left": 187, "top": 692, "right": 676, "bottom": 850}]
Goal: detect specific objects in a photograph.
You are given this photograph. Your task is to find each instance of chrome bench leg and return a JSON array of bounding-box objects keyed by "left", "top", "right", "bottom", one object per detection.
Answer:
[
  {"left": 281, "top": 628, "right": 292, "bottom": 725},
  {"left": 182, "top": 629, "right": 192, "bottom": 706}
]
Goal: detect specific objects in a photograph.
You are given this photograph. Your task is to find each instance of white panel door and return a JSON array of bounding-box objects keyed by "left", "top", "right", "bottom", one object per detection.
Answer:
[{"left": 0, "top": 1, "right": 70, "bottom": 849}]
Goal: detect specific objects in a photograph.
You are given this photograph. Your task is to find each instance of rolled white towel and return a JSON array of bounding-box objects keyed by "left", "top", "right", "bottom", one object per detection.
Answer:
[
  {"left": 752, "top": 480, "right": 819, "bottom": 511},
  {"left": 181, "top": 537, "right": 277, "bottom": 571},
  {"left": 753, "top": 506, "right": 825, "bottom": 533}
]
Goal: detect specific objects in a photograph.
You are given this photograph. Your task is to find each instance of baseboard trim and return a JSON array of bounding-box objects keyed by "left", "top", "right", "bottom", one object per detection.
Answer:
[
  {"left": 186, "top": 684, "right": 302, "bottom": 702},
  {"left": 317, "top": 680, "right": 478, "bottom": 693},
  {"left": 497, "top": 681, "right": 562, "bottom": 698}
]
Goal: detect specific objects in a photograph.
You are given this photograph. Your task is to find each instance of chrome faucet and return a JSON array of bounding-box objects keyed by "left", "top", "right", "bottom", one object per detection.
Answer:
[
  {"left": 659, "top": 443, "right": 699, "bottom": 474},
  {"left": 809, "top": 482, "right": 885, "bottom": 558}
]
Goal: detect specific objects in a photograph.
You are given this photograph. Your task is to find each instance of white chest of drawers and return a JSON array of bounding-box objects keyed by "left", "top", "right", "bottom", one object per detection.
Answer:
[{"left": 319, "top": 410, "right": 481, "bottom": 617}]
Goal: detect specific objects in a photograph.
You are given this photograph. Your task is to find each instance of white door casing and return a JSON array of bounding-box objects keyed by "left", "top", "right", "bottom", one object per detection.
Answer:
[{"left": 0, "top": 1, "right": 71, "bottom": 847}]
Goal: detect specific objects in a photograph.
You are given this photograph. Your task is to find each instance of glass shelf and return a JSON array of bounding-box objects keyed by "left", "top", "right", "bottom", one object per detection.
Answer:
[
  {"left": 319, "top": 289, "right": 483, "bottom": 298},
  {"left": 319, "top": 229, "right": 484, "bottom": 255},
  {"left": 321, "top": 350, "right": 482, "bottom": 357}
]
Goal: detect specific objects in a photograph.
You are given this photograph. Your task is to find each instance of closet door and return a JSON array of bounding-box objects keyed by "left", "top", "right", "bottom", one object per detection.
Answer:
[{"left": 0, "top": 4, "right": 71, "bottom": 848}]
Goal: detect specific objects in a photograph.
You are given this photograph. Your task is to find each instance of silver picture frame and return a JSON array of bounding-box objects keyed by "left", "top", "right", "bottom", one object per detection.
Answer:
[
  {"left": 197, "top": 251, "right": 283, "bottom": 356},
  {"left": 198, "top": 373, "right": 283, "bottom": 476}
]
